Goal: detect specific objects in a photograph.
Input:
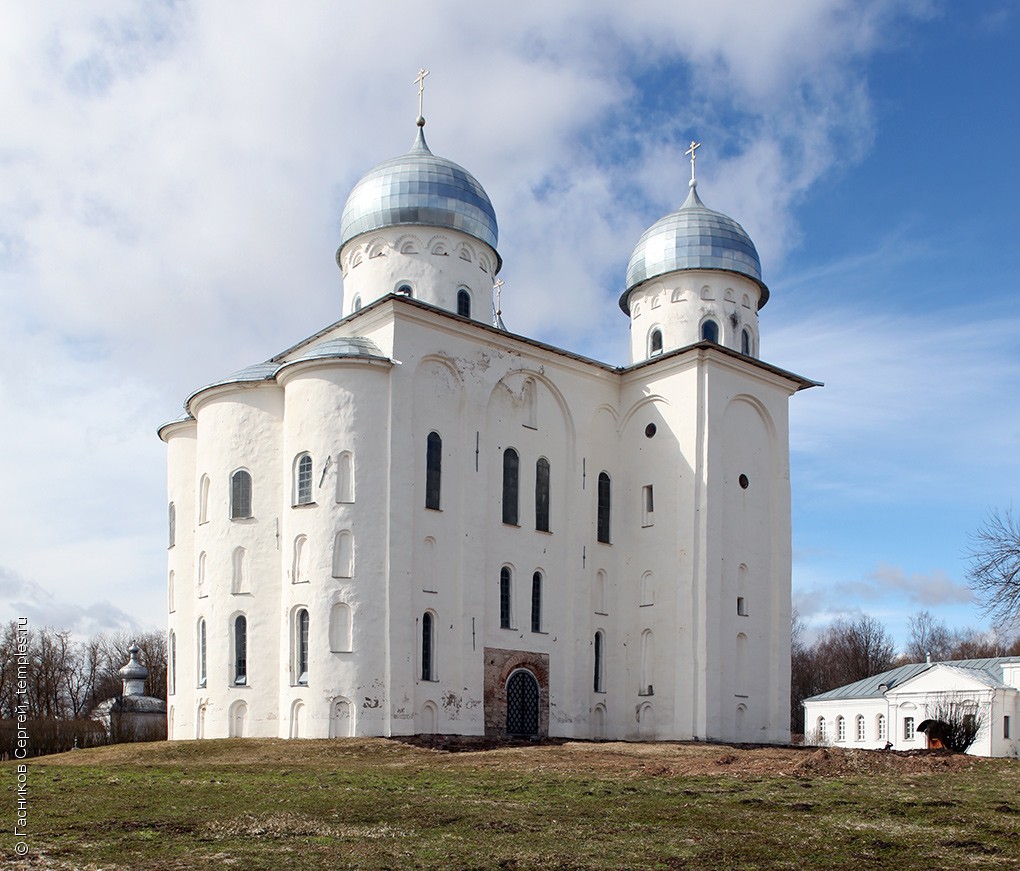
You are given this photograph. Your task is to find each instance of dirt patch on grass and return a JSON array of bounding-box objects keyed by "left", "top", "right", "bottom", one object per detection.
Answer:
[{"left": 31, "top": 736, "right": 980, "bottom": 779}]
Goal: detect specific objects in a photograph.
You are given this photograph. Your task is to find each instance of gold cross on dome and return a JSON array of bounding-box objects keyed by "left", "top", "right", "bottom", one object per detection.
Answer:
[
  {"left": 414, "top": 68, "right": 430, "bottom": 118},
  {"left": 493, "top": 278, "right": 505, "bottom": 315},
  {"left": 685, "top": 140, "right": 701, "bottom": 182}
]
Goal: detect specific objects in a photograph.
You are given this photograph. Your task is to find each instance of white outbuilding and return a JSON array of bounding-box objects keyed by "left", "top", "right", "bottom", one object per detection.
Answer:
[
  {"left": 160, "top": 108, "right": 817, "bottom": 743},
  {"left": 803, "top": 657, "right": 1020, "bottom": 757}
]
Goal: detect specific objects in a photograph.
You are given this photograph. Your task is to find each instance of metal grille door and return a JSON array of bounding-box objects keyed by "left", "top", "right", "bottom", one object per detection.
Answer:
[{"left": 506, "top": 670, "right": 539, "bottom": 735}]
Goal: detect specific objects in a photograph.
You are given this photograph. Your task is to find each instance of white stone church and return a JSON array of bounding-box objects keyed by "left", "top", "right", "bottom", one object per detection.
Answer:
[{"left": 160, "top": 103, "right": 816, "bottom": 743}]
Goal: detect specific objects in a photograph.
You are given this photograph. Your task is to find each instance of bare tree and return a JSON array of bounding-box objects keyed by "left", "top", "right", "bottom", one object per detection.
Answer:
[
  {"left": 816, "top": 615, "right": 896, "bottom": 689},
  {"left": 967, "top": 507, "right": 1020, "bottom": 630},
  {"left": 922, "top": 694, "right": 984, "bottom": 753},
  {"left": 905, "top": 611, "right": 954, "bottom": 663}
]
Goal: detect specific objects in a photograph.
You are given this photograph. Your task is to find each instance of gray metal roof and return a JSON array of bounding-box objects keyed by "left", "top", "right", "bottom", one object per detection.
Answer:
[
  {"left": 805, "top": 656, "right": 1020, "bottom": 703},
  {"left": 339, "top": 125, "right": 498, "bottom": 253},
  {"left": 288, "top": 336, "right": 385, "bottom": 363},
  {"left": 622, "top": 183, "right": 767, "bottom": 310}
]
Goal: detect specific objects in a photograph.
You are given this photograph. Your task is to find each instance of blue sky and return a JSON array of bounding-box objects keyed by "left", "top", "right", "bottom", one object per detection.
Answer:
[{"left": 1, "top": 1, "right": 1017, "bottom": 649}]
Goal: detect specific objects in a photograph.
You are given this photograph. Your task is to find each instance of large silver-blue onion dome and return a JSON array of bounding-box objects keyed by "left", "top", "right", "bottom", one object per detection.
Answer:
[
  {"left": 339, "top": 124, "right": 498, "bottom": 255},
  {"left": 621, "top": 182, "right": 768, "bottom": 313}
]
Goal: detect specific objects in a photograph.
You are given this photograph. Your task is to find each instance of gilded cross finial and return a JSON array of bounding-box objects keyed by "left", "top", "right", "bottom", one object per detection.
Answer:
[
  {"left": 493, "top": 278, "right": 505, "bottom": 317},
  {"left": 414, "top": 68, "right": 430, "bottom": 125},
  {"left": 685, "top": 140, "right": 701, "bottom": 183}
]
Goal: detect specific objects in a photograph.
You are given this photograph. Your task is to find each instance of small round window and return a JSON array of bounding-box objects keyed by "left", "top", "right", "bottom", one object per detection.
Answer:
[
  {"left": 738, "top": 474, "right": 749, "bottom": 489},
  {"left": 645, "top": 423, "right": 656, "bottom": 438}
]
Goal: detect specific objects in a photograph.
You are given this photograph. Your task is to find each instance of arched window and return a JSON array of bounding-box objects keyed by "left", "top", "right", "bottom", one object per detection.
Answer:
[
  {"left": 817, "top": 717, "right": 827, "bottom": 741},
  {"left": 855, "top": 714, "right": 866, "bottom": 741},
  {"left": 233, "top": 615, "right": 247, "bottom": 685},
  {"left": 294, "top": 454, "right": 313, "bottom": 505},
  {"left": 502, "top": 448, "right": 520, "bottom": 525},
  {"left": 594, "top": 569, "right": 607, "bottom": 614},
  {"left": 332, "top": 530, "right": 354, "bottom": 578},
  {"left": 457, "top": 288, "right": 471, "bottom": 318},
  {"left": 292, "top": 536, "right": 308, "bottom": 584},
  {"left": 531, "top": 571, "right": 542, "bottom": 632},
  {"left": 640, "top": 629, "right": 654, "bottom": 695},
  {"left": 421, "top": 611, "right": 436, "bottom": 680},
  {"left": 836, "top": 716, "right": 846, "bottom": 742},
  {"left": 231, "top": 547, "right": 247, "bottom": 594},
  {"left": 877, "top": 714, "right": 887, "bottom": 741},
  {"left": 352, "top": 295, "right": 362, "bottom": 312},
  {"left": 295, "top": 609, "right": 310, "bottom": 685},
  {"left": 168, "top": 502, "right": 176, "bottom": 548},
  {"left": 425, "top": 432, "right": 442, "bottom": 510},
  {"left": 168, "top": 571, "right": 175, "bottom": 613},
  {"left": 197, "top": 618, "right": 207, "bottom": 688},
  {"left": 535, "top": 458, "right": 550, "bottom": 532},
  {"left": 230, "top": 469, "right": 252, "bottom": 519},
  {"left": 701, "top": 319, "right": 720, "bottom": 343},
  {"left": 596, "top": 472, "right": 611, "bottom": 544},
  {"left": 741, "top": 327, "right": 752, "bottom": 356},
  {"left": 640, "top": 572, "right": 654, "bottom": 606},
  {"left": 499, "top": 566, "right": 513, "bottom": 629},
  {"left": 396, "top": 283, "right": 413, "bottom": 296},
  {"left": 168, "top": 631, "right": 176, "bottom": 696},
  {"left": 649, "top": 328, "right": 663, "bottom": 356},
  {"left": 197, "top": 552, "right": 207, "bottom": 597},
  {"left": 593, "top": 630, "right": 604, "bottom": 692},
  {"left": 229, "top": 700, "right": 247, "bottom": 738},
  {"left": 337, "top": 451, "right": 354, "bottom": 503},
  {"left": 198, "top": 474, "right": 210, "bottom": 524},
  {"left": 329, "top": 603, "right": 352, "bottom": 652}
]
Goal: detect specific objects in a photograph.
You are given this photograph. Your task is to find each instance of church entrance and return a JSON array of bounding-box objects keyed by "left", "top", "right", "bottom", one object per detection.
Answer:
[
  {"left": 506, "top": 670, "right": 539, "bottom": 735},
  {"left": 483, "top": 648, "right": 549, "bottom": 739}
]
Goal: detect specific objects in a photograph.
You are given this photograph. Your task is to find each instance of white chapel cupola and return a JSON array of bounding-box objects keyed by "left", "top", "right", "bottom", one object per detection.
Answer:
[
  {"left": 336, "top": 70, "right": 500, "bottom": 321},
  {"left": 621, "top": 141, "right": 769, "bottom": 364}
]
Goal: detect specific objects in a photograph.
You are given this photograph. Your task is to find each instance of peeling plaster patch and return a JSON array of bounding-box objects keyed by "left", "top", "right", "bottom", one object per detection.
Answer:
[
  {"left": 363, "top": 697, "right": 381, "bottom": 709},
  {"left": 442, "top": 691, "right": 462, "bottom": 718}
]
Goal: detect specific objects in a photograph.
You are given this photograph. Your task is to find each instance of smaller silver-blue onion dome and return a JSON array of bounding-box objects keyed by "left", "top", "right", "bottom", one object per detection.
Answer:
[
  {"left": 621, "top": 182, "right": 768, "bottom": 313},
  {"left": 339, "top": 123, "right": 498, "bottom": 255}
]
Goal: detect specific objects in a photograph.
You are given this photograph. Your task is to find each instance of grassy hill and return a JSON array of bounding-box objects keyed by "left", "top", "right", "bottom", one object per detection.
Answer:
[{"left": 7, "top": 738, "right": 1019, "bottom": 868}]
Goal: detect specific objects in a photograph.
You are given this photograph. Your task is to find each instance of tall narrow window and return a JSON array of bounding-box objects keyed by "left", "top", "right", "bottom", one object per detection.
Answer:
[
  {"left": 596, "top": 472, "right": 611, "bottom": 543},
  {"left": 502, "top": 448, "right": 520, "bottom": 525},
  {"left": 332, "top": 530, "right": 354, "bottom": 578},
  {"left": 593, "top": 631, "right": 604, "bottom": 692},
  {"left": 421, "top": 611, "right": 435, "bottom": 680},
  {"left": 168, "top": 502, "right": 176, "bottom": 547},
  {"left": 198, "top": 475, "right": 210, "bottom": 524},
  {"left": 231, "top": 547, "right": 247, "bottom": 594},
  {"left": 641, "top": 484, "right": 654, "bottom": 527},
  {"left": 425, "top": 432, "right": 442, "bottom": 510},
  {"left": 531, "top": 571, "right": 542, "bottom": 632},
  {"left": 295, "top": 454, "right": 313, "bottom": 505},
  {"left": 197, "top": 552, "right": 207, "bottom": 597},
  {"left": 701, "top": 319, "right": 720, "bottom": 343},
  {"left": 836, "top": 716, "right": 846, "bottom": 742},
  {"left": 903, "top": 717, "right": 915, "bottom": 740},
  {"left": 230, "top": 469, "right": 253, "bottom": 519},
  {"left": 877, "top": 714, "right": 887, "bottom": 741},
  {"left": 292, "top": 536, "right": 308, "bottom": 584},
  {"left": 168, "top": 631, "right": 176, "bottom": 696},
  {"left": 234, "top": 615, "right": 247, "bottom": 685},
  {"left": 197, "top": 618, "right": 207, "bottom": 688},
  {"left": 640, "top": 629, "right": 654, "bottom": 695},
  {"left": 741, "top": 327, "right": 752, "bottom": 356},
  {"left": 535, "top": 458, "right": 550, "bottom": 532},
  {"left": 337, "top": 451, "right": 354, "bottom": 503},
  {"left": 457, "top": 288, "right": 471, "bottom": 318},
  {"left": 856, "top": 715, "right": 866, "bottom": 741},
  {"left": 296, "top": 609, "right": 309, "bottom": 685},
  {"left": 1005, "top": 716, "right": 1011, "bottom": 740},
  {"left": 499, "top": 567, "right": 513, "bottom": 629},
  {"left": 649, "top": 328, "right": 663, "bottom": 356},
  {"left": 168, "top": 571, "right": 175, "bottom": 613}
]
